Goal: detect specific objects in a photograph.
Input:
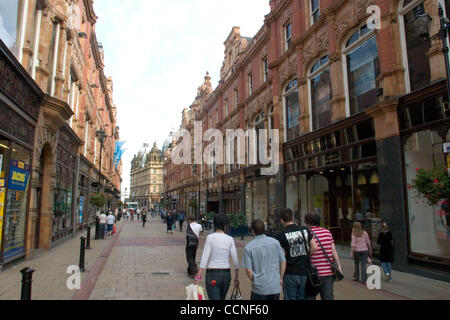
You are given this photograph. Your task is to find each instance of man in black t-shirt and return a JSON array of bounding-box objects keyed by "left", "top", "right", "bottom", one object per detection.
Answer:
[{"left": 276, "top": 209, "right": 318, "bottom": 300}]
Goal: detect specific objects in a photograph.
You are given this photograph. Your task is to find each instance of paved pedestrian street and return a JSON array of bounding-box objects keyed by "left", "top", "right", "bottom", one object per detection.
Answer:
[{"left": 0, "top": 217, "right": 448, "bottom": 300}]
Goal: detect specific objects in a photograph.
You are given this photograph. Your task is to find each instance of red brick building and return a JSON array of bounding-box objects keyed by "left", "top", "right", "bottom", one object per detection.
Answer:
[{"left": 164, "top": 0, "right": 450, "bottom": 280}]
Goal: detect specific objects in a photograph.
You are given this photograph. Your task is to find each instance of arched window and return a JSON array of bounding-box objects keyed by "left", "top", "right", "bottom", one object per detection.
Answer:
[
  {"left": 284, "top": 79, "right": 300, "bottom": 141},
  {"left": 309, "top": 56, "right": 332, "bottom": 131},
  {"left": 343, "top": 24, "right": 380, "bottom": 115},
  {"left": 399, "top": 0, "right": 432, "bottom": 92}
]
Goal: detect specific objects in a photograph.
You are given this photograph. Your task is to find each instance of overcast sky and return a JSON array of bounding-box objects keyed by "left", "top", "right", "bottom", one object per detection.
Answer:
[{"left": 92, "top": 0, "right": 270, "bottom": 196}]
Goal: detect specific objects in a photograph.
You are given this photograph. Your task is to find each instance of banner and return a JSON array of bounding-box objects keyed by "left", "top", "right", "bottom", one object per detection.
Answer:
[
  {"left": 79, "top": 196, "right": 84, "bottom": 224},
  {"left": 8, "top": 160, "right": 30, "bottom": 191},
  {"left": 113, "top": 141, "right": 126, "bottom": 170}
]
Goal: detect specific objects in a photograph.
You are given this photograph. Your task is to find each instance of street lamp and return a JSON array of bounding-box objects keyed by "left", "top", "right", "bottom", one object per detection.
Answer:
[{"left": 414, "top": 6, "right": 450, "bottom": 102}]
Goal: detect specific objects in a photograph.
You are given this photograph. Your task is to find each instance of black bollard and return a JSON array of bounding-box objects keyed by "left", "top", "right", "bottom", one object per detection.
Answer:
[
  {"left": 79, "top": 237, "right": 86, "bottom": 272},
  {"left": 94, "top": 216, "right": 100, "bottom": 240},
  {"left": 86, "top": 226, "right": 91, "bottom": 249},
  {"left": 20, "top": 267, "right": 35, "bottom": 300}
]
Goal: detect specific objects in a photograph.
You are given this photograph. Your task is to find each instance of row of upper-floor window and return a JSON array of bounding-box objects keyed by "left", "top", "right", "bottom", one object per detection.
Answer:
[{"left": 282, "top": 0, "right": 449, "bottom": 142}]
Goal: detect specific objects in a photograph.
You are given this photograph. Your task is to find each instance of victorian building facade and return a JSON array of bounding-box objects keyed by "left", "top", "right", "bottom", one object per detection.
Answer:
[
  {"left": 130, "top": 143, "right": 164, "bottom": 209},
  {"left": 164, "top": 0, "right": 450, "bottom": 280},
  {"left": 0, "top": 0, "right": 122, "bottom": 268}
]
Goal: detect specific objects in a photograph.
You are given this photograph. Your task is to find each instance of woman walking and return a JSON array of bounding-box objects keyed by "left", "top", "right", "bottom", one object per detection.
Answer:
[
  {"left": 351, "top": 222, "right": 372, "bottom": 284},
  {"left": 305, "top": 213, "right": 343, "bottom": 300},
  {"left": 377, "top": 222, "right": 394, "bottom": 282},
  {"left": 194, "top": 214, "right": 240, "bottom": 300},
  {"left": 142, "top": 209, "right": 147, "bottom": 228}
]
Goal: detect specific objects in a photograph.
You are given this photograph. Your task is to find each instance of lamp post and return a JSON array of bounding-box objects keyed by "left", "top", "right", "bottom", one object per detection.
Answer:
[{"left": 415, "top": 6, "right": 450, "bottom": 102}]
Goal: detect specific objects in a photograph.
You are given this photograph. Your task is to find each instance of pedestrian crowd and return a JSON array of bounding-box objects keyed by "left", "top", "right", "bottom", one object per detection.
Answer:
[{"left": 186, "top": 208, "right": 394, "bottom": 301}]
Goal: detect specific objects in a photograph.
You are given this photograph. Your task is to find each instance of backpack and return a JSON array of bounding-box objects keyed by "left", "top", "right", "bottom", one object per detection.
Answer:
[{"left": 186, "top": 224, "right": 198, "bottom": 248}]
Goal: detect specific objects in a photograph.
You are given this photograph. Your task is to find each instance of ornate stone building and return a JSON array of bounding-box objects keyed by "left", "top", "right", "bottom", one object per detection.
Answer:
[
  {"left": 0, "top": 0, "right": 122, "bottom": 266},
  {"left": 165, "top": 0, "right": 450, "bottom": 280},
  {"left": 130, "top": 143, "right": 164, "bottom": 208}
]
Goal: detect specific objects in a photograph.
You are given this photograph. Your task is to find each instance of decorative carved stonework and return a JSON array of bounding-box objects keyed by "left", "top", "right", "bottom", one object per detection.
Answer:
[
  {"left": 0, "top": 58, "right": 41, "bottom": 120},
  {"left": 41, "top": 95, "right": 73, "bottom": 134},
  {"left": 0, "top": 100, "right": 36, "bottom": 146}
]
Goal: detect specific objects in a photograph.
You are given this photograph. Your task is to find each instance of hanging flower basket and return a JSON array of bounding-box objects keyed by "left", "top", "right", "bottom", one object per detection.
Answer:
[{"left": 410, "top": 165, "right": 450, "bottom": 207}]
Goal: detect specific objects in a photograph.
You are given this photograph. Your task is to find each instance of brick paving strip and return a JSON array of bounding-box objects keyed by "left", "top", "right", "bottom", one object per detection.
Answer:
[{"left": 72, "top": 222, "right": 127, "bottom": 300}]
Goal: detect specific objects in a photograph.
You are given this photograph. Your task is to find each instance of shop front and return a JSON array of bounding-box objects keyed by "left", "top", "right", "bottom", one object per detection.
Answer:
[
  {"left": 399, "top": 80, "right": 450, "bottom": 270},
  {"left": 284, "top": 113, "right": 381, "bottom": 245},
  {"left": 52, "top": 125, "right": 79, "bottom": 243},
  {"left": 0, "top": 39, "right": 42, "bottom": 266}
]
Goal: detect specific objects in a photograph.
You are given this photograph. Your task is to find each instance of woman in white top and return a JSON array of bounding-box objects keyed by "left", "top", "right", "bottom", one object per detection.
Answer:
[{"left": 194, "top": 214, "right": 240, "bottom": 300}]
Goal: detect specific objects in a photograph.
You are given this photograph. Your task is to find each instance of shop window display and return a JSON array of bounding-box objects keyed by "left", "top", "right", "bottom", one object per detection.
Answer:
[
  {"left": 3, "top": 142, "right": 31, "bottom": 261},
  {"left": 405, "top": 129, "right": 450, "bottom": 259}
]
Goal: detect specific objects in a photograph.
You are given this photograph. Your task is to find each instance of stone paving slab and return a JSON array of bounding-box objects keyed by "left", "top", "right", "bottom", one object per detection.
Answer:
[{"left": 0, "top": 222, "right": 124, "bottom": 300}]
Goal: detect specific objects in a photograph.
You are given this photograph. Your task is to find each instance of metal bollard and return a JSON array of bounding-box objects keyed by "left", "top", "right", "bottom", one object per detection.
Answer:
[
  {"left": 79, "top": 237, "right": 86, "bottom": 273},
  {"left": 94, "top": 216, "right": 100, "bottom": 240},
  {"left": 86, "top": 226, "right": 91, "bottom": 250},
  {"left": 20, "top": 267, "right": 35, "bottom": 300}
]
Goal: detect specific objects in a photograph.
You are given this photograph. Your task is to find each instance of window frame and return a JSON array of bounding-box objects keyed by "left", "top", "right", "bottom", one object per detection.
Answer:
[
  {"left": 310, "top": 0, "right": 320, "bottom": 25},
  {"left": 342, "top": 24, "right": 378, "bottom": 117},
  {"left": 284, "top": 22, "right": 292, "bottom": 51},
  {"left": 248, "top": 72, "right": 253, "bottom": 96},
  {"left": 308, "top": 56, "right": 331, "bottom": 132},
  {"left": 262, "top": 56, "right": 269, "bottom": 82},
  {"left": 283, "top": 78, "right": 300, "bottom": 142}
]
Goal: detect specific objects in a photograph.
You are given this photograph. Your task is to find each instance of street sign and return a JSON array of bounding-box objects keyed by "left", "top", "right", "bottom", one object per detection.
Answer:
[{"left": 443, "top": 142, "right": 450, "bottom": 154}]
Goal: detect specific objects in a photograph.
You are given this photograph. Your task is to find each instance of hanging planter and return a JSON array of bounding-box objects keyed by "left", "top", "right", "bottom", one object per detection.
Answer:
[{"left": 410, "top": 165, "right": 450, "bottom": 207}]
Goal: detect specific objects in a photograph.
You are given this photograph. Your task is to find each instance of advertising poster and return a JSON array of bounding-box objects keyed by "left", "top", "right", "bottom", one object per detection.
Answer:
[
  {"left": 8, "top": 160, "right": 30, "bottom": 191},
  {"left": 436, "top": 200, "right": 450, "bottom": 240},
  {"left": 0, "top": 183, "right": 5, "bottom": 250},
  {"left": 79, "top": 196, "right": 84, "bottom": 224}
]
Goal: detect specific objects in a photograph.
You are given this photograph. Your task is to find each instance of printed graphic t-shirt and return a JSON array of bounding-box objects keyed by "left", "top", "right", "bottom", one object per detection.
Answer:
[{"left": 276, "top": 224, "right": 313, "bottom": 276}]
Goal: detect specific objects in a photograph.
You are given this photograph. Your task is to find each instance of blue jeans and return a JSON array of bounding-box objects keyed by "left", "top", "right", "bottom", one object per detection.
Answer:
[
  {"left": 205, "top": 270, "right": 231, "bottom": 300},
  {"left": 307, "top": 275, "right": 334, "bottom": 300},
  {"left": 283, "top": 274, "right": 307, "bottom": 300},
  {"left": 381, "top": 263, "right": 392, "bottom": 277},
  {"left": 353, "top": 251, "right": 369, "bottom": 283}
]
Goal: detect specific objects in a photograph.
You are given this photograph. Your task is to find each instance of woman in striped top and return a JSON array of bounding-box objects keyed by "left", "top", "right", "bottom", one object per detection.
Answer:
[{"left": 305, "top": 213, "right": 343, "bottom": 300}]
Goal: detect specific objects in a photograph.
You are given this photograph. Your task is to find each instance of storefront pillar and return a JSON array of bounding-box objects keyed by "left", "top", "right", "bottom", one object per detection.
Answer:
[
  {"left": 219, "top": 187, "right": 224, "bottom": 215},
  {"left": 377, "top": 136, "right": 409, "bottom": 272},
  {"left": 240, "top": 183, "right": 246, "bottom": 216},
  {"left": 368, "top": 99, "right": 408, "bottom": 271}
]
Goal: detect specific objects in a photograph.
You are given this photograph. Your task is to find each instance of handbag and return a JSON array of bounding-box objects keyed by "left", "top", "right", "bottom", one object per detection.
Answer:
[
  {"left": 230, "top": 285, "right": 242, "bottom": 300},
  {"left": 186, "top": 224, "right": 199, "bottom": 248},
  {"left": 311, "top": 230, "right": 344, "bottom": 281},
  {"left": 299, "top": 229, "right": 321, "bottom": 296}
]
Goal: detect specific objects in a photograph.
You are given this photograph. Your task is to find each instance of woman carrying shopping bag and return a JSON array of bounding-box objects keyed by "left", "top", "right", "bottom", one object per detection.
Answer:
[{"left": 194, "top": 214, "right": 240, "bottom": 300}]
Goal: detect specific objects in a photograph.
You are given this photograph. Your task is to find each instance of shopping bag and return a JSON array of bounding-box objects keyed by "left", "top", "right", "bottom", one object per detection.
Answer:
[
  {"left": 186, "top": 284, "right": 205, "bottom": 300},
  {"left": 230, "top": 286, "right": 242, "bottom": 300},
  {"left": 112, "top": 226, "right": 116, "bottom": 235}
]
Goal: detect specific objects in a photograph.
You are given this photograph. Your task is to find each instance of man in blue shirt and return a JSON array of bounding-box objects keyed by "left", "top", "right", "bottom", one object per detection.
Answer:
[{"left": 242, "top": 219, "right": 286, "bottom": 300}]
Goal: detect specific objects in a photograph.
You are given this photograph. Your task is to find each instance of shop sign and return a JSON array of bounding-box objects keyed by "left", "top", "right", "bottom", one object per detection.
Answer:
[
  {"left": 443, "top": 142, "right": 450, "bottom": 154},
  {"left": 8, "top": 160, "right": 30, "bottom": 191}
]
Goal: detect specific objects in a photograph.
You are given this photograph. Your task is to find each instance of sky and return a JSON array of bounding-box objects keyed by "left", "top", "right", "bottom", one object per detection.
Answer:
[{"left": 92, "top": 0, "right": 270, "bottom": 196}]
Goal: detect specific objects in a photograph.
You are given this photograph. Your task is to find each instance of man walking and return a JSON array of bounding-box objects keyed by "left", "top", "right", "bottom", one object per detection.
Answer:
[
  {"left": 178, "top": 211, "right": 185, "bottom": 232},
  {"left": 243, "top": 220, "right": 286, "bottom": 300},
  {"left": 276, "top": 208, "right": 318, "bottom": 300},
  {"left": 107, "top": 211, "right": 115, "bottom": 237},
  {"left": 137, "top": 208, "right": 141, "bottom": 221},
  {"left": 99, "top": 211, "right": 107, "bottom": 240},
  {"left": 142, "top": 209, "right": 147, "bottom": 228},
  {"left": 186, "top": 215, "right": 202, "bottom": 277}
]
